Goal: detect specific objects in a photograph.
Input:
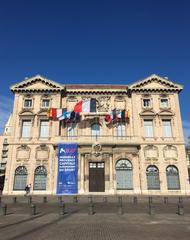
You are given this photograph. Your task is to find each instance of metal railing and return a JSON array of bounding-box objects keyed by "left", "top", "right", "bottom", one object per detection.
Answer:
[{"left": 55, "top": 135, "right": 139, "bottom": 144}]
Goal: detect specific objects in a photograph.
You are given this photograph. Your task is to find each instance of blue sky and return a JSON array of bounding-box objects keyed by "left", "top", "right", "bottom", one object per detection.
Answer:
[{"left": 0, "top": 0, "right": 189, "bottom": 141}]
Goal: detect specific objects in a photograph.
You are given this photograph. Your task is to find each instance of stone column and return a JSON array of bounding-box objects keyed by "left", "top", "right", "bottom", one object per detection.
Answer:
[
  {"left": 109, "top": 154, "right": 114, "bottom": 194},
  {"left": 80, "top": 154, "right": 85, "bottom": 193}
]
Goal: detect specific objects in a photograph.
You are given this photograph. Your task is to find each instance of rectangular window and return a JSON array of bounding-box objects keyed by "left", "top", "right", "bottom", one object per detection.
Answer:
[
  {"left": 160, "top": 99, "right": 169, "bottom": 108},
  {"left": 143, "top": 99, "right": 151, "bottom": 108},
  {"left": 67, "top": 123, "right": 77, "bottom": 137},
  {"left": 42, "top": 99, "right": 50, "bottom": 108},
  {"left": 21, "top": 120, "right": 32, "bottom": 138},
  {"left": 144, "top": 120, "right": 153, "bottom": 138},
  {"left": 40, "top": 120, "right": 49, "bottom": 138},
  {"left": 24, "top": 99, "right": 32, "bottom": 108},
  {"left": 162, "top": 120, "right": 172, "bottom": 137}
]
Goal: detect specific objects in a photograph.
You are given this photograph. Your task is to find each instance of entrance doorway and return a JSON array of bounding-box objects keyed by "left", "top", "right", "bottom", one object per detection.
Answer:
[{"left": 89, "top": 162, "right": 105, "bottom": 192}]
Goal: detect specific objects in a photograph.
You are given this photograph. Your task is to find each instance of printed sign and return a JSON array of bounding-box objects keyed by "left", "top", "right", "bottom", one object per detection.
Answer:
[{"left": 57, "top": 143, "right": 78, "bottom": 194}]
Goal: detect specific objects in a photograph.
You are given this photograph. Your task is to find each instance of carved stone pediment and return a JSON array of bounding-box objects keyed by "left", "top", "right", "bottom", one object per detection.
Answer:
[
  {"left": 10, "top": 74, "right": 64, "bottom": 93},
  {"left": 140, "top": 110, "right": 156, "bottom": 117},
  {"left": 129, "top": 74, "right": 183, "bottom": 93},
  {"left": 19, "top": 110, "right": 35, "bottom": 116},
  {"left": 37, "top": 109, "right": 48, "bottom": 116},
  {"left": 158, "top": 110, "right": 174, "bottom": 116}
]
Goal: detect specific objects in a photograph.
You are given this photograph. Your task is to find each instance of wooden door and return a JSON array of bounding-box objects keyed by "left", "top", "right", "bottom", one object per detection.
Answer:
[{"left": 89, "top": 162, "right": 105, "bottom": 192}]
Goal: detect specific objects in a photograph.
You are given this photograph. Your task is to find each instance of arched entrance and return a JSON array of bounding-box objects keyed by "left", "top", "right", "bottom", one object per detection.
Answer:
[{"left": 116, "top": 159, "right": 133, "bottom": 190}]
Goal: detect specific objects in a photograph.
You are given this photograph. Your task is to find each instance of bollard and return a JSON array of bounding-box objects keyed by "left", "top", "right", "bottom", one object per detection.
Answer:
[
  {"left": 133, "top": 196, "right": 138, "bottom": 204},
  {"left": 13, "top": 197, "right": 17, "bottom": 204},
  {"left": 58, "top": 196, "right": 62, "bottom": 203},
  {"left": 73, "top": 196, "right": 78, "bottom": 203},
  {"left": 59, "top": 202, "right": 66, "bottom": 215},
  {"left": 178, "top": 197, "right": 183, "bottom": 204},
  {"left": 103, "top": 196, "right": 107, "bottom": 203},
  {"left": 88, "top": 202, "right": 94, "bottom": 215},
  {"left": 30, "top": 204, "right": 36, "bottom": 215},
  {"left": 164, "top": 197, "right": 168, "bottom": 204},
  {"left": 118, "top": 196, "right": 122, "bottom": 205},
  {"left": 117, "top": 196, "right": 123, "bottom": 215},
  {"left": 28, "top": 196, "right": 32, "bottom": 204},
  {"left": 149, "top": 204, "right": 155, "bottom": 216},
  {"left": 177, "top": 203, "right": 184, "bottom": 215},
  {"left": 0, "top": 204, "right": 7, "bottom": 216},
  {"left": 43, "top": 196, "right": 47, "bottom": 203},
  {"left": 148, "top": 196, "right": 153, "bottom": 204},
  {"left": 88, "top": 196, "right": 92, "bottom": 204}
]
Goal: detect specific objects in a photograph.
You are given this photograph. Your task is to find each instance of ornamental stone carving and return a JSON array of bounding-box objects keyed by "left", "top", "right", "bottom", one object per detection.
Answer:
[
  {"left": 36, "top": 145, "right": 49, "bottom": 160},
  {"left": 144, "top": 145, "right": 158, "bottom": 161},
  {"left": 16, "top": 145, "right": 30, "bottom": 161},
  {"left": 97, "top": 96, "right": 110, "bottom": 112},
  {"left": 92, "top": 143, "right": 102, "bottom": 157},
  {"left": 163, "top": 145, "right": 178, "bottom": 160},
  {"left": 114, "top": 96, "right": 126, "bottom": 109}
]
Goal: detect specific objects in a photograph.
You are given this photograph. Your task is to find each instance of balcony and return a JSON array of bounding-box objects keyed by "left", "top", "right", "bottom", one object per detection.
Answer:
[{"left": 54, "top": 135, "right": 139, "bottom": 146}]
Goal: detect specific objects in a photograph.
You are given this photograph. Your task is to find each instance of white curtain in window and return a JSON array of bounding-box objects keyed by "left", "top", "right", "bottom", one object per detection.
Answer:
[
  {"left": 116, "top": 122, "right": 126, "bottom": 137},
  {"left": 40, "top": 120, "right": 49, "bottom": 138},
  {"left": 22, "top": 120, "right": 32, "bottom": 138},
  {"left": 144, "top": 120, "right": 153, "bottom": 137},
  {"left": 162, "top": 120, "right": 172, "bottom": 137}
]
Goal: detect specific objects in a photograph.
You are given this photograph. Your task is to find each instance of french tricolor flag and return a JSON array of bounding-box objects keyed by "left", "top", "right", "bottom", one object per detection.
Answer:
[{"left": 74, "top": 98, "right": 96, "bottom": 113}]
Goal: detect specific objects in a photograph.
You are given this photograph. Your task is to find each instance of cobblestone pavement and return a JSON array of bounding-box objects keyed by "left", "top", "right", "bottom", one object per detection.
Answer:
[{"left": 0, "top": 195, "right": 190, "bottom": 240}]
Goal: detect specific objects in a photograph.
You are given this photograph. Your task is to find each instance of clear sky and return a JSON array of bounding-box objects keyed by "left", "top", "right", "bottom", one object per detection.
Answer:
[{"left": 0, "top": 0, "right": 189, "bottom": 141}]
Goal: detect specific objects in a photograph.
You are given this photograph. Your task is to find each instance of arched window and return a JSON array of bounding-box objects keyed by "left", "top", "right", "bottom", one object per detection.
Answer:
[
  {"left": 34, "top": 166, "right": 47, "bottom": 190},
  {"left": 166, "top": 165, "right": 180, "bottom": 190},
  {"left": 13, "top": 166, "right": 27, "bottom": 190},
  {"left": 91, "top": 123, "right": 101, "bottom": 137},
  {"left": 116, "top": 159, "right": 133, "bottom": 190},
  {"left": 146, "top": 165, "right": 160, "bottom": 190}
]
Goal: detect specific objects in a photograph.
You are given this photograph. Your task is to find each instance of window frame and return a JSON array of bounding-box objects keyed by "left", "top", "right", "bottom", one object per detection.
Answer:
[
  {"left": 142, "top": 98, "right": 151, "bottom": 109},
  {"left": 39, "top": 120, "right": 50, "bottom": 138},
  {"left": 23, "top": 98, "right": 33, "bottom": 108},
  {"left": 160, "top": 98, "right": 169, "bottom": 109},
  {"left": 144, "top": 119, "right": 154, "bottom": 138},
  {"left": 162, "top": 119, "right": 172, "bottom": 138},
  {"left": 41, "top": 99, "right": 50, "bottom": 109},
  {"left": 21, "top": 119, "right": 32, "bottom": 138}
]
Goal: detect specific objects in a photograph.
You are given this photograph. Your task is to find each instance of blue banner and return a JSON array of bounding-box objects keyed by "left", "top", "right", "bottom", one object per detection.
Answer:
[{"left": 57, "top": 143, "right": 78, "bottom": 194}]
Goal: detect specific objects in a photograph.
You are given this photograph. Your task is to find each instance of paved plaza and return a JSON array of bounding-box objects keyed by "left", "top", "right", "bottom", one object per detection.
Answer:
[{"left": 0, "top": 195, "right": 190, "bottom": 240}]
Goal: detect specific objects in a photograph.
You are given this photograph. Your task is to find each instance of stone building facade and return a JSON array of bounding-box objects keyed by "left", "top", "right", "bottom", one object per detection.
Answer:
[{"left": 3, "top": 74, "right": 190, "bottom": 195}]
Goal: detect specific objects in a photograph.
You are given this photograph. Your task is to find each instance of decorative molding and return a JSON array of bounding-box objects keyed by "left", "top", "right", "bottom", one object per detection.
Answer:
[
  {"left": 163, "top": 145, "right": 178, "bottom": 161},
  {"left": 97, "top": 96, "right": 110, "bottom": 112},
  {"left": 144, "top": 145, "right": 159, "bottom": 161}
]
